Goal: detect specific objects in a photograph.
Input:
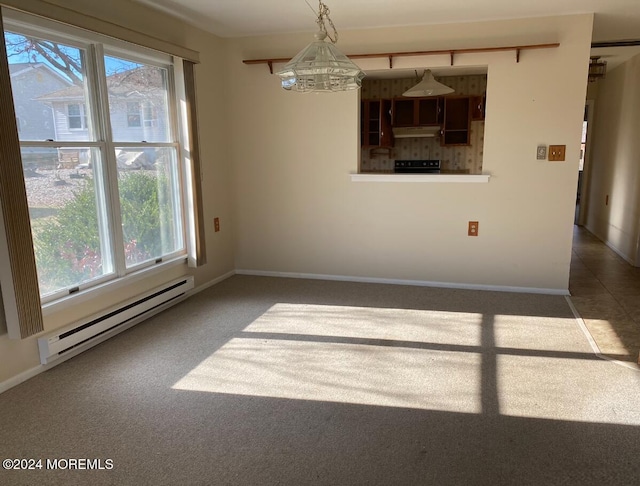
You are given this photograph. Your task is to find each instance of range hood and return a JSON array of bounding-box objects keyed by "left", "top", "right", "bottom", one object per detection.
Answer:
[{"left": 392, "top": 126, "right": 441, "bottom": 138}]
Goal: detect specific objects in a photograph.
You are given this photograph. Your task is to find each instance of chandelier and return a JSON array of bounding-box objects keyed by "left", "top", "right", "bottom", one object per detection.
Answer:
[{"left": 276, "top": 1, "right": 365, "bottom": 93}]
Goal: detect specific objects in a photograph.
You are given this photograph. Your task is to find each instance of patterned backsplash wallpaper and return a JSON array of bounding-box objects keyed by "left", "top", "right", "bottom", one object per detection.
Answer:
[{"left": 360, "top": 74, "right": 487, "bottom": 173}]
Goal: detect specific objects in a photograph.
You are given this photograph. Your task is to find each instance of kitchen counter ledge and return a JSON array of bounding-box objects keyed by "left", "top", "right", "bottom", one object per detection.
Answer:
[{"left": 350, "top": 172, "right": 491, "bottom": 183}]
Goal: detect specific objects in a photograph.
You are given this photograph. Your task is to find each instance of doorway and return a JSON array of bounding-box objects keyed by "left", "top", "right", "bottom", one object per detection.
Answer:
[{"left": 575, "top": 100, "right": 594, "bottom": 226}]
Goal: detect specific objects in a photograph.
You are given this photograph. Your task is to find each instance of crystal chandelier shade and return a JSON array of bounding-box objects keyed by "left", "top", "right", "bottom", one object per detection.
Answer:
[{"left": 276, "top": 2, "right": 365, "bottom": 93}]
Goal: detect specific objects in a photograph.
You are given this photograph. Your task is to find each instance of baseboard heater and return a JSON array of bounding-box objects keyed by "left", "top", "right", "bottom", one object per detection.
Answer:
[{"left": 38, "top": 276, "right": 194, "bottom": 365}]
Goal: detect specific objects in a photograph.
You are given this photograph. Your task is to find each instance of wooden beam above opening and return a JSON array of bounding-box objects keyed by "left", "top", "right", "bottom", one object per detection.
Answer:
[{"left": 243, "top": 43, "right": 560, "bottom": 71}]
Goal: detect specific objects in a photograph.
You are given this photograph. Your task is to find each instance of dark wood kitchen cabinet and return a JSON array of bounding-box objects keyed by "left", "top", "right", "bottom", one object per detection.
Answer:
[
  {"left": 361, "top": 99, "right": 393, "bottom": 147},
  {"left": 392, "top": 97, "right": 441, "bottom": 127},
  {"left": 442, "top": 96, "right": 471, "bottom": 146},
  {"left": 471, "top": 95, "right": 485, "bottom": 121}
]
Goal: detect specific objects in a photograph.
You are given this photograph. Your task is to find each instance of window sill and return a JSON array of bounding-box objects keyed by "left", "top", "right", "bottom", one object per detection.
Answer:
[
  {"left": 350, "top": 173, "right": 491, "bottom": 183},
  {"left": 41, "top": 256, "right": 188, "bottom": 317}
]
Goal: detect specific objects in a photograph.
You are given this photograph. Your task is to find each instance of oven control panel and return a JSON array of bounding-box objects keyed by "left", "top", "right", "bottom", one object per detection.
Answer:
[{"left": 394, "top": 160, "right": 441, "bottom": 173}]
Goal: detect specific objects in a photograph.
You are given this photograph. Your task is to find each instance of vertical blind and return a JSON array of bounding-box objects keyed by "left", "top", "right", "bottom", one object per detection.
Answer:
[
  {"left": 0, "top": 12, "right": 44, "bottom": 339},
  {"left": 183, "top": 60, "right": 207, "bottom": 267}
]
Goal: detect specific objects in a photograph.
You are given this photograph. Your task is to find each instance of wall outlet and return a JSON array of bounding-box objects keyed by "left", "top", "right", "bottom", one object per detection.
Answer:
[
  {"left": 214, "top": 217, "right": 220, "bottom": 232},
  {"left": 468, "top": 221, "right": 479, "bottom": 236},
  {"left": 548, "top": 145, "right": 566, "bottom": 161}
]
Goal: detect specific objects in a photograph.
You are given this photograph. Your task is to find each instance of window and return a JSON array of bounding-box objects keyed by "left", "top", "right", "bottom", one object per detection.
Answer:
[
  {"left": 4, "top": 15, "right": 187, "bottom": 302},
  {"left": 125, "top": 101, "right": 158, "bottom": 129},
  {"left": 67, "top": 103, "right": 87, "bottom": 130},
  {"left": 143, "top": 102, "right": 157, "bottom": 128},
  {"left": 126, "top": 101, "right": 141, "bottom": 128}
]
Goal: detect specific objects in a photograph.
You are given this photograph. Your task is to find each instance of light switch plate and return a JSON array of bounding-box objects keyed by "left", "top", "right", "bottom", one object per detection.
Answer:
[
  {"left": 548, "top": 145, "right": 566, "bottom": 161},
  {"left": 536, "top": 145, "right": 547, "bottom": 160}
]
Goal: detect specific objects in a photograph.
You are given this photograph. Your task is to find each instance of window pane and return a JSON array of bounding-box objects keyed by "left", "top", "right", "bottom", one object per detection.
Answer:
[
  {"left": 68, "top": 104, "right": 85, "bottom": 129},
  {"left": 126, "top": 101, "right": 141, "bottom": 127},
  {"left": 4, "top": 31, "right": 95, "bottom": 142},
  {"left": 116, "top": 147, "right": 184, "bottom": 267},
  {"left": 105, "top": 56, "right": 171, "bottom": 142},
  {"left": 23, "top": 147, "right": 113, "bottom": 296}
]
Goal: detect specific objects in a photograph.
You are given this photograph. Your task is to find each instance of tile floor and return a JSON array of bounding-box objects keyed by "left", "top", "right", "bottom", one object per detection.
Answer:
[{"left": 570, "top": 225, "right": 640, "bottom": 364}]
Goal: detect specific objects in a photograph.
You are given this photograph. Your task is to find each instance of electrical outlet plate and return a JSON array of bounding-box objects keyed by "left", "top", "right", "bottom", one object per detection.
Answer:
[
  {"left": 548, "top": 145, "right": 566, "bottom": 161},
  {"left": 537, "top": 145, "right": 547, "bottom": 160},
  {"left": 468, "top": 221, "right": 479, "bottom": 236},
  {"left": 214, "top": 217, "right": 220, "bottom": 232}
]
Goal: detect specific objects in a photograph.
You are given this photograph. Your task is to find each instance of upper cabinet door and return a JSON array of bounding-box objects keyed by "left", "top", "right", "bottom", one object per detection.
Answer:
[
  {"left": 361, "top": 99, "right": 394, "bottom": 147},
  {"left": 392, "top": 99, "right": 415, "bottom": 127},
  {"left": 417, "top": 98, "right": 440, "bottom": 125},
  {"left": 380, "top": 99, "right": 393, "bottom": 147},
  {"left": 471, "top": 95, "right": 485, "bottom": 121},
  {"left": 392, "top": 98, "right": 441, "bottom": 127},
  {"left": 442, "top": 96, "right": 471, "bottom": 146}
]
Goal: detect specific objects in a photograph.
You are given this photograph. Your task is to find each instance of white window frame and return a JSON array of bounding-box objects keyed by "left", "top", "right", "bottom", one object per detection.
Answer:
[
  {"left": 66, "top": 102, "right": 87, "bottom": 130},
  {"left": 4, "top": 10, "right": 189, "bottom": 307}
]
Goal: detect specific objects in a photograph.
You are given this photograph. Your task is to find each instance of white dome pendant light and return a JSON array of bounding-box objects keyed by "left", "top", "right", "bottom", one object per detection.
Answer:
[{"left": 403, "top": 70, "right": 454, "bottom": 97}]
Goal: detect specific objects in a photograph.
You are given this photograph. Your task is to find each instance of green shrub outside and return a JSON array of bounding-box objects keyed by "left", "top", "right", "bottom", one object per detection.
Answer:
[{"left": 34, "top": 171, "right": 179, "bottom": 295}]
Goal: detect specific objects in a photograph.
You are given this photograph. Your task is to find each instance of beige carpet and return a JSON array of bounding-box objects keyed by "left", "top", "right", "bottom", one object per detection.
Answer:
[{"left": 1, "top": 276, "right": 639, "bottom": 485}]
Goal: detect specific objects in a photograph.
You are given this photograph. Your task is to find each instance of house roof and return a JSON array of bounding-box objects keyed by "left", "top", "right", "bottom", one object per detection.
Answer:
[
  {"left": 9, "top": 62, "right": 73, "bottom": 86},
  {"left": 36, "top": 65, "right": 165, "bottom": 102},
  {"left": 9, "top": 62, "right": 39, "bottom": 76}
]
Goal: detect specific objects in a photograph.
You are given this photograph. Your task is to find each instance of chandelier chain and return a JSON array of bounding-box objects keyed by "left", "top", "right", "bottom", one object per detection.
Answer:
[{"left": 315, "top": 1, "right": 338, "bottom": 43}]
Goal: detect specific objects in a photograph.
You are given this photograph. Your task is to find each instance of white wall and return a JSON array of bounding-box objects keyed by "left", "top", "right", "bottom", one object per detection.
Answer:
[
  {"left": 0, "top": 0, "right": 235, "bottom": 384},
  {"left": 229, "top": 15, "right": 593, "bottom": 292},
  {"left": 585, "top": 53, "right": 640, "bottom": 264},
  {"left": 0, "top": 7, "right": 594, "bottom": 388}
]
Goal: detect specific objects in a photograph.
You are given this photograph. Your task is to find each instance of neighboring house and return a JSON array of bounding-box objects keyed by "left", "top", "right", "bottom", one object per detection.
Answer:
[
  {"left": 8, "top": 62, "right": 71, "bottom": 141},
  {"left": 37, "top": 65, "right": 169, "bottom": 144},
  {"left": 7, "top": 63, "right": 168, "bottom": 169}
]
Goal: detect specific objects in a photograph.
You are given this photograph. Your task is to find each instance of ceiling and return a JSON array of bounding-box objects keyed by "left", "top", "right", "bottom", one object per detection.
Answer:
[
  {"left": 132, "top": 0, "right": 640, "bottom": 41},
  {"left": 132, "top": 0, "right": 640, "bottom": 72}
]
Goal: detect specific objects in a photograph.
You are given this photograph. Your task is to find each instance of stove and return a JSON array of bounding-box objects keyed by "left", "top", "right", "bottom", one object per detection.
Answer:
[{"left": 394, "top": 160, "right": 441, "bottom": 174}]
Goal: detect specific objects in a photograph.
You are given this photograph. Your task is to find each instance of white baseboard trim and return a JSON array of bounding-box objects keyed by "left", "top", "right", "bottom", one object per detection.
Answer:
[
  {"left": 603, "top": 240, "right": 636, "bottom": 266},
  {"left": 235, "top": 269, "right": 569, "bottom": 295},
  {"left": 190, "top": 269, "right": 236, "bottom": 295},
  {"left": 0, "top": 365, "right": 44, "bottom": 395},
  {"left": 584, "top": 225, "right": 638, "bottom": 266}
]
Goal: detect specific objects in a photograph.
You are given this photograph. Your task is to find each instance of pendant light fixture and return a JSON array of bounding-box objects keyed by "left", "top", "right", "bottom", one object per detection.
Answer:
[
  {"left": 588, "top": 56, "right": 607, "bottom": 82},
  {"left": 276, "top": 1, "right": 365, "bottom": 92},
  {"left": 403, "top": 69, "right": 454, "bottom": 97}
]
